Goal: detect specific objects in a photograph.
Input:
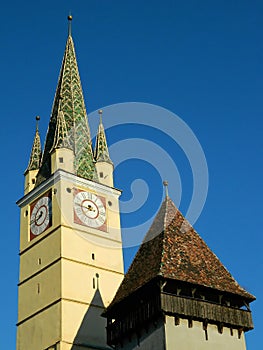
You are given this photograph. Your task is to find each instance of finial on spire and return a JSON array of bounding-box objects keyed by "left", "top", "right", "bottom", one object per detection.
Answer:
[
  {"left": 98, "top": 109, "right": 103, "bottom": 124},
  {"left": 68, "top": 13, "right": 73, "bottom": 36},
  {"left": 163, "top": 180, "right": 169, "bottom": 197},
  {"left": 36, "top": 115, "right": 40, "bottom": 130}
]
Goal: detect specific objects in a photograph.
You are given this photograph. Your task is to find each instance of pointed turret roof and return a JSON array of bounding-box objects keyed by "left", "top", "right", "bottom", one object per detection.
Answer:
[
  {"left": 25, "top": 117, "right": 42, "bottom": 172},
  {"left": 50, "top": 110, "right": 72, "bottom": 151},
  {"left": 94, "top": 110, "right": 113, "bottom": 164},
  {"left": 36, "top": 18, "right": 97, "bottom": 184},
  {"left": 108, "top": 195, "right": 255, "bottom": 309}
]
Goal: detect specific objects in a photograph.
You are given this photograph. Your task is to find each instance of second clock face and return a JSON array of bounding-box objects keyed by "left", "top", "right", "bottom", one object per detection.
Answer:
[
  {"left": 74, "top": 190, "right": 106, "bottom": 230},
  {"left": 30, "top": 191, "right": 52, "bottom": 240}
]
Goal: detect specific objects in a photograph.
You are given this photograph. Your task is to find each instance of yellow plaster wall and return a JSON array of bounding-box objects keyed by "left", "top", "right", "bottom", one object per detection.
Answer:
[
  {"left": 95, "top": 162, "right": 114, "bottom": 187},
  {"left": 61, "top": 300, "right": 107, "bottom": 347},
  {"left": 24, "top": 169, "right": 38, "bottom": 194},
  {"left": 165, "top": 316, "right": 247, "bottom": 350},
  {"left": 16, "top": 303, "right": 61, "bottom": 350},
  {"left": 51, "top": 148, "right": 74, "bottom": 174},
  {"left": 61, "top": 226, "right": 123, "bottom": 273},
  {"left": 17, "top": 261, "right": 61, "bottom": 323},
  {"left": 61, "top": 257, "right": 123, "bottom": 306},
  {"left": 19, "top": 229, "right": 61, "bottom": 282}
]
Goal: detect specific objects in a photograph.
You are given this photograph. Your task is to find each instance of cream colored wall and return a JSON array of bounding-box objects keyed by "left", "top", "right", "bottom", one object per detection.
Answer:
[
  {"left": 24, "top": 169, "right": 38, "bottom": 194},
  {"left": 61, "top": 300, "right": 107, "bottom": 348},
  {"left": 19, "top": 229, "right": 61, "bottom": 282},
  {"left": 16, "top": 303, "right": 61, "bottom": 350},
  {"left": 95, "top": 161, "right": 114, "bottom": 187},
  {"left": 51, "top": 148, "right": 74, "bottom": 174},
  {"left": 17, "top": 261, "right": 61, "bottom": 323},
  {"left": 165, "top": 316, "right": 247, "bottom": 350}
]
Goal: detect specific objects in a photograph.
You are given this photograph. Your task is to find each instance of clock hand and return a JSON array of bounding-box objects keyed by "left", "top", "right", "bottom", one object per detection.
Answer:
[
  {"left": 75, "top": 203, "right": 96, "bottom": 212},
  {"left": 36, "top": 211, "right": 43, "bottom": 221}
]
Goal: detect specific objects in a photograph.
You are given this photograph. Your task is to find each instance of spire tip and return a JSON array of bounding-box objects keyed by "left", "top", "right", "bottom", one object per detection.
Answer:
[
  {"left": 98, "top": 109, "right": 103, "bottom": 123},
  {"left": 163, "top": 180, "right": 169, "bottom": 197},
  {"left": 68, "top": 14, "right": 72, "bottom": 36}
]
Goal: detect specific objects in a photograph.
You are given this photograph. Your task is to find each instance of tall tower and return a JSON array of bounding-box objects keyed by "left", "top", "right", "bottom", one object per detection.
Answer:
[
  {"left": 104, "top": 186, "right": 255, "bottom": 350},
  {"left": 16, "top": 17, "right": 124, "bottom": 350}
]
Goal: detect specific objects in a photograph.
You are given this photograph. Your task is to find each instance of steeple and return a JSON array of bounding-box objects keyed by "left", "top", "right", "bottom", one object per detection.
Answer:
[
  {"left": 94, "top": 110, "right": 112, "bottom": 164},
  {"left": 36, "top": 16, "right": 97, "bottom": 184},
  {"left": 25, "top": 116, "right": 42, "bottom": 173}
]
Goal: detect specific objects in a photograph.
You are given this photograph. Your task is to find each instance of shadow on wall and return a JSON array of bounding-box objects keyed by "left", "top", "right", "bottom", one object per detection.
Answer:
[{"left": 71, "top": 288, "right": 108, "bottom": 350}]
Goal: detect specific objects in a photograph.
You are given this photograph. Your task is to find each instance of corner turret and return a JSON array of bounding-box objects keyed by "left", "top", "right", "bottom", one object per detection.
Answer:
[
  {"left": 94, "top": 110, "right": 114, "bottom": 187},
  {"left": 24, "top": 116, "right": 42, "bottom": 194}
]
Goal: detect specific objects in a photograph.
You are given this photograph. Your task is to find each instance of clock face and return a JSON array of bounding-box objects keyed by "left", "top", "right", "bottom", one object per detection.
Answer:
[
  {"left": 73, "top": 190, "right": 106, "bottom": 231},
  {"left": 30, "top": 191, "right": 52, "bottom": 240}
]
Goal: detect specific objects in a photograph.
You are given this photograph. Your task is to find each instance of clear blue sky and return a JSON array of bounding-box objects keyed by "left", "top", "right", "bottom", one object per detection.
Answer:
[{"left": 1, "top": 1, "right": 262, "bottom": 349}]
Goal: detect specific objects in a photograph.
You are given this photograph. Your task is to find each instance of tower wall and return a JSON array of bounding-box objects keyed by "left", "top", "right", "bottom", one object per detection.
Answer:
[
  {"left": 17, "top": 171, "right": 124, "bottom": 350},
  {"left": 165, "top": 316, "right": 246, "bottom": 350}
]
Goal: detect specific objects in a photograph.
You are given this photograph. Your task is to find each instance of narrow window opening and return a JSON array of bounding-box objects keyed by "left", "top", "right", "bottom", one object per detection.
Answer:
[
  {"left": 174, "top": 315, "right": 180, "bottom": 326},
  {"left": 38, "top": 258, "right": 42, "bottom": 265},
  {"left": 24, "top": 210, "right": 28, "bottom": 217},
  {"left": 188, "top": 318, "right": 193, "bottom": 328},
  {"left": 99, "top": 172, "right": 103, "bottom": 178},
  {"left": 92, "top": 253, "right": 95, "bottom": 260},
  {"left": 230, "top": 328, "right": 233, "bottom": 336},
  {"left": 108, "top": 201, "right": 112, "bottom": 206},
  {"left": 238, "top": 328, "right": 243, "bottom": 339},
  {"left": 93, "top": 278, "right": 96, "bottom": 289},
  {"left": 205, "top": 329, "right": 208, "bottom": 341},
  {"left": 32, "top": 178, "right": 35, "bottom": 184},
  {"left": 59, "top": 157, "right": 64, "bottom": 163},
  {"left": 37, "top": 283, "right": 40, "bottom": 294}
]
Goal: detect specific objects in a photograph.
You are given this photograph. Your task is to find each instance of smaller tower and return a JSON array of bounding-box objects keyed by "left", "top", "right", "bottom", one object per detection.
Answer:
[
  {"left": 104, "top": 183, "right": 255, "bottom": 350},
  {"left": 24, "top": 116, "right": 42, "bottom": 194},
  {"left": 50, "top": 109, "right": 74, "bottom": 174},
  {"left": 94, "top": 109, "right": 114, "bottom": 187}
]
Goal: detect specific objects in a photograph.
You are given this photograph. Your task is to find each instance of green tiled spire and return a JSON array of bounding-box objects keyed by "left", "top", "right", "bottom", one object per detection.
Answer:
[
  {"left": 25, "top": 117, "right": 42, "bottom": 172},
  {"left": 36, "top": 19, "right": 97, "bottom": 184},
  {"left": 50, "top": 110, "right": 72, "bottom": 151},
  {"left": 94, "top": 110, "right": 113, "bottom": 164}
]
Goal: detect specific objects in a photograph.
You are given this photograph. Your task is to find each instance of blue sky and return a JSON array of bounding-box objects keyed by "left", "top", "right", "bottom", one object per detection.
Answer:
[{"left": 1, "top": 1, "right": 262, "bottom": 349}]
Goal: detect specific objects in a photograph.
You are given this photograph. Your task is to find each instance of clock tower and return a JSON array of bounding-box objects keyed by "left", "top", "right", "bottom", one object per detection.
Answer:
[{"left": 16, "top": 17, "right": 124, "bottom": 350}]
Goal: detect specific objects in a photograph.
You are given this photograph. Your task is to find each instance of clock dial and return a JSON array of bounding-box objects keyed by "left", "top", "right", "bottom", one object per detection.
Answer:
[
  {"left": 74, "top": 190, "right": 106, "bottom": 230},
  {"left": 30, "top": 192, "right": 52, "bottom": 240}
]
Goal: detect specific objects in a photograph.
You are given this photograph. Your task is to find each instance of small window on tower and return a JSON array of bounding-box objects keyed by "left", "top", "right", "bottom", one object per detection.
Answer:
[
  {"left": 93, "top": 278, "right": 96, "bottom": 289},
  {"left": 32, "top": 179, "right": 35, "bottom": 184},
  {"left": 92, "top": 253, "right": 95, "bottom": 260},
  {"left": 99, "top": 172, "right": 103, "bottom": 178},
  {"left": 59, "top": 157, "right": 63, "bottom": 163}
]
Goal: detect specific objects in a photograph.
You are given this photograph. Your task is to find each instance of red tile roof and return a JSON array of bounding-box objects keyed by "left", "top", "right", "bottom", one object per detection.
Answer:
[{"left": 109, "top": 196, "right": 255, "bottom": 309}]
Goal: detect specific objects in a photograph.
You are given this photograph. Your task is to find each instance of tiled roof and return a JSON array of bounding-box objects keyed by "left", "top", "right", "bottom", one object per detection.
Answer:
[
  {"left": 94, "top": 113, "right": 113, "bottom": 164},
  {"left": 25, "top": 121, "right": 42, "bottom": 172},
  {"left": 36, "top": 32, "right": 97, "bottom": 185},
  {"left": 109, "top": 196, "right": 255, "bottom": 309},
  {"left": 50, "top": 110, "right": 72, "bottom": 151}
]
